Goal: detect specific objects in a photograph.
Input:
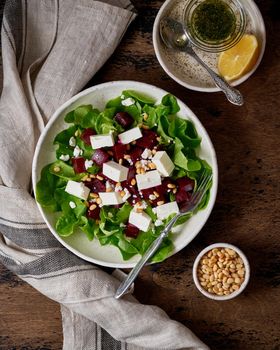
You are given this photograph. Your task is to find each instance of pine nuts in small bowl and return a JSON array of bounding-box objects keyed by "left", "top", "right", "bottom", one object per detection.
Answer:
[{"left": 193, "top": 243, "right": 250, "bottom": 300}]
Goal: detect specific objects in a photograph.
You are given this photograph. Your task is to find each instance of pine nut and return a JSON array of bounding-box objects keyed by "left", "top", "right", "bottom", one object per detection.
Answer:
[
  {"left": 131, "top": 179, "right": 136, "bottom": 186},
  {"left": 89, "top": 204, "right": 97, "bottom": 211},
  {"left": 96, "top": 175, "right": 104, "bottom": 181},
  {"left": 148, "top": 162, "right": 156, "bottom": 169},
  {"left": 53, "top": 166, "right": 61, "bottom": 172},
  {"left": 167, "top": 183, "right": 176, "bottom": 189}
]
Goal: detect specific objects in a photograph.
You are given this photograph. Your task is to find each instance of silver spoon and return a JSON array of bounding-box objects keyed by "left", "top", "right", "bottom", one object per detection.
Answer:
[{"left": 160, "top": 17, "right": 244, "bottom": 106}]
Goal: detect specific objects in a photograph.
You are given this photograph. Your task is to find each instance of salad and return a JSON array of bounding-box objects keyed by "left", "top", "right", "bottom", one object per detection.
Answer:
[{"left": 36, "top": 90, "right": 212, "bottom": 262}]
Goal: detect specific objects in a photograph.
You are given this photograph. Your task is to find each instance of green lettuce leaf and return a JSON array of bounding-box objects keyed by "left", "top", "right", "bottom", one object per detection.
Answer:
[
  {"left": 36, "top": 164, "right": 64, "bottom": 211},
  {"left": 79, "top": 216, "right": 99, "bottom": 241},
  {"left": 56, "top": 213, "right": 78, "bottom": 237},
  {"left": 122, "top": 90, "right": 155, "bottom": 105},
  {"left": 54, "top": 125, "right": 77, "bottom": 145}
]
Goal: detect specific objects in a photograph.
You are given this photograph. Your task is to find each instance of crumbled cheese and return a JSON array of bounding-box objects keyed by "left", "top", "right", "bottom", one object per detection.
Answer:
[
  {"left": 85, "top": 159, "right": 93, "bottom": 169},
  {"left": 69, "top": 136, "right": 76, "bottom": 147},
  {"left": 122, "top": 188, "right": 131, "bottom": 201},
  {"left": 155, "top": 219, "right": 163, "bottom": 227},
  {"left": 149, "top": 194, "right": 157, "bottom": 201},
  {"left": 135, "top": 201, "right": 148, "bottom": 210},
  {"left": 115, "top": 184, "right": 123, "bottom": 192},
  {"left": 126, "top": 158, "right": 133, "bottom": 166},
  {"left": 141, "top": 148, "right": 152, "bottom": 159},
  {"left": 140, "top": 159, "right": 150, "bottom": 170},
  {"left": 69, "top": 201, "right": 76, "bottom": 209},
  {"left": 106, "top": 181, "right": 114, "bottom": 191},
  {"left": 121, "top": 97, "right": 135, "bottom": 106},
  {"left": 73, "top": 145, "right": 83, "bottom": 157},
  {"left": 59, "top": 154, "right": 70, "bottom": 162}
]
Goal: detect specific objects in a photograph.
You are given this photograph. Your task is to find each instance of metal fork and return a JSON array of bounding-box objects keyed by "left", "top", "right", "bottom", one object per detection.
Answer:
[{"left": 114, "top": 171, "right": 213, "bottom": 299}]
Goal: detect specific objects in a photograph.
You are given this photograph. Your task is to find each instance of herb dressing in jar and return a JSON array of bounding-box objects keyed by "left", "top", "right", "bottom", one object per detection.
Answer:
[{"left": 191, "top": 0, "right": 236, "bottom": 42}]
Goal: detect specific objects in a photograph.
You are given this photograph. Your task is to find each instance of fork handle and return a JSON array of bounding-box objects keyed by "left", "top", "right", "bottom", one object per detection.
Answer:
[{"left": 114, "top": 214, "right": 179, "bottom": 299}]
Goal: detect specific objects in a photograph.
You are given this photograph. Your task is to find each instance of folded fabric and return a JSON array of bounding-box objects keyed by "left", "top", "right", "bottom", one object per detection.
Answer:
[{"left": 0, "top": 1, "right": 209, "bottom": 349}]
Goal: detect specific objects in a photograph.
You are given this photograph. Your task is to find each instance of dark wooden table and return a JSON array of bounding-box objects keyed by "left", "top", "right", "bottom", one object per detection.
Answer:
[{"left": 1, "top": 1, "right": 279, "bottom": 349}]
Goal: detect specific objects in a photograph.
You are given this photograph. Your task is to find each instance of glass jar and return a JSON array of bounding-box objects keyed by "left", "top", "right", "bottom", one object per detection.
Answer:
[{"left": 183, "top": 0, "right": 247, "bottom": 52}]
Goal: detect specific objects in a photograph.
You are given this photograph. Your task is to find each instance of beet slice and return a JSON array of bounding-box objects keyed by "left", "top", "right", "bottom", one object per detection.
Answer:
[
  {"left": 175, "top": 189, "right": 191, "bottom": 203},
  {"left": 113, "top": 143, "right": 127, "bottom": 161},
  {"left": 125, "top": 223, "right": 140, "bottom": 238},
  {"left": 176, "top": 177, "right": 195, "bottom": 192},
  {"left": 80, "top": 128, "right": 95, "bottom": 145},
  {"left": 127, "top": 167, "right": 136, "bottom": 183},
  {"left": 92, "top": 149, "right": 110, "bottom": 166},
  {"left": 136, "top": 130, "right": 158, "bottom": 149},
  {"left": 72, "top": 157, "right": 86, "bottom": 173},
  {"left": 129, "top": 147, "right": 143, "bottom": 163},
  {"left": 115, "top": 112, "right": 134, "bottom": 128},
  {"left": 141, "top": 187, "right": 165, "bottom": 206},
  {"left": 86, "top": 178, "right": 106, "bottom": 192},
  {"left": 86, "top": 206, "right": 101, "bottom": 220},
  {"left": 126, "top": 186, "right": 141, "bottom": 205}
]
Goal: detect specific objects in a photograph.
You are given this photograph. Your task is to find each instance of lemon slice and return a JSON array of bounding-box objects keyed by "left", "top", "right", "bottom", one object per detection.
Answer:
[{"left": 218, "top": 34, "right": 259, "bottom": 81}]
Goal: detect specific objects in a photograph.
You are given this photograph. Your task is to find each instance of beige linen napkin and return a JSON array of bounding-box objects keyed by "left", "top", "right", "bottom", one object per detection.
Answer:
[{"left": 0, "top": 1, "right": 209, "bottom": 349}]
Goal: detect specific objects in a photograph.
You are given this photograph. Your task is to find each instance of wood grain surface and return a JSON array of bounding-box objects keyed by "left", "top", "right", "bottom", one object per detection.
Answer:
[{"left": 1, "top": 0, "right": 280, "bottom": 349}]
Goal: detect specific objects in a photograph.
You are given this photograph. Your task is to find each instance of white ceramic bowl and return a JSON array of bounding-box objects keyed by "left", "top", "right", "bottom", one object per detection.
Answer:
[
  {"left": 153, "top": 0, "right": 266, "bottom": 92},
  {"left": 32, "top": 80, "right": 218, "bottom": 268},
  {"left": 193, "top": 243, "right": 250, "bottom": 300}
]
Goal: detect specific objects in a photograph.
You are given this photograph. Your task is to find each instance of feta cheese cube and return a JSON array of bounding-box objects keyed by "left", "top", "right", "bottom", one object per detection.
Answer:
[
  {"left": 103, "top": 160, "right": 129, "bottom": 182},
  {"left": 90, "top": 133, "right": 115, "bottom": 149},
  {"left": 65, "top": 180, "right": 90, "bottom": 200},
  {"left": 121, "top": 97, "right": 135, "bottom": 106},
  {"left": 129, "top": 210, "right": 152, "bottom": 232},
  {"left": 136, "top": 170, "right": 161, "bottom": 191},
  {"left": 118, "top": 127, "right": 142, "bottom": 144},
  {"left": 99, "top": 192, "right": 123, "bottom": 205},
  {"left": 152, "top": 151, "right": 174, "bottom": 177},
  {"left": 154, "top": 201, "right": 179, "bottom": 220}
]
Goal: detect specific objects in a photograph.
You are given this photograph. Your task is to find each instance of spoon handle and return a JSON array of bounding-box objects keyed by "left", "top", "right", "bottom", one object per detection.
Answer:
[
  {"left": 189, "top": 49, "right": 244, "bottom": 106},
  {"left": 114, "top": 214, "right": 179, "bottom": 299}
]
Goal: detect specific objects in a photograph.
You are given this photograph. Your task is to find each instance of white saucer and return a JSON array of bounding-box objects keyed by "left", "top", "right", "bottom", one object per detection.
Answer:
[{"left": 153, "top": 0, "right": 266, "bottom": 92}]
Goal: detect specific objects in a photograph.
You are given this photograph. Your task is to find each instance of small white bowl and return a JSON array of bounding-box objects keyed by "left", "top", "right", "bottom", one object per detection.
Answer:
[
  {"left": 193, "top": 243, "right": 250, "bottom": 300},
  {"left": 152, "top": 0, "right": 266, "bottom": 92}
]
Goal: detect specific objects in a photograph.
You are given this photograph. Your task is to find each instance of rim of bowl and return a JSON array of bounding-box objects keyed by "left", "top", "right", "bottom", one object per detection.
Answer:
[
  {"left": 152, "top": 0, "right": 266, "bottom": 92},
  {"left": 183, "top": 0, "right": 247, "bottom": 53},
  {"left": 192, "top": 242, "right": 250, "bottom": 300}
]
